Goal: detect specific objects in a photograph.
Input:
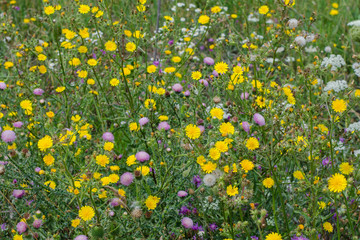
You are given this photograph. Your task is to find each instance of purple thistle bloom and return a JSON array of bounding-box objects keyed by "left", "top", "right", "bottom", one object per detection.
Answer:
[
  {"left": 33, "top": 88, "right": 44, "bottom": 96},
  {"left": 209, "top": 223, "right": 217, "bottom": 231},
  {"left": 179, "top": 206, "right": 191, "bottom": 215},
  {"left": 192, "top": 175, "right": 202, "bottom": 188},
  {"left": 120, "top": 172, "right": 134, "bottom": 186},
  {"left": 1, "top": 130, "right": 16, "bottom": 143},
  {"left": 110, "top": 198, "right": 122, "bottom": 207},
  {"left": 158, "top": 122, "right": 171, "bottom": 131},
  {"left": 33, "top": 219, "right": 42, "bottom": 229},
  {"left": 139, "top": 117, "right": 149, "bottom": 126},
  {"left": 177, "top": 191, "right": 188, "bottom": 197},
  {"left": 291, "top": 236, "right": 309, "bottom": 240},
  {"left": 135, "top": 151, "right": 150, "bottom": 162},
  {"left": 102, "top": 132, "right": 114, "bottom": 142},
  {"left": 13, "top": 190, "right": 25, "bottom": 199},
  {"left": 253, "top": 113, "right": 265, "bottom": 126},
  {"left": 199, "top": 79, "right": 209, "bottom": 87},
  {"left": 181, "top": 217, "right": 193, "bottom": 229},
  {"left": 74, "top": 235, "right": 88, "bottom": 240},
  {"left": 13, "top": 121, "right": 23, "bottom": 128},
  {"left": 16, "top": 221, "right": 27, "bottom": 234},
  {"left": 204, "top": 57, "right": 215, "bottom": 65},
  {"left": 241, "top": 92, "right": 249, "bottom": 100},
  {"left": 172, "top": 83, "right": 183, "bottom": 92},
  {"left": 241, "top": 121, "right": 250, "bottom": 132},
  {"left": 0, "top": 82, "right": 6, "bottom": 90}
]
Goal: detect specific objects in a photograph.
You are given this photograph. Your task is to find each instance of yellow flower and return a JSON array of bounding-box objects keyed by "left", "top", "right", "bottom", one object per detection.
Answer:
[
  {"left": 38, "top": 54, "right": 47, "bottom": 61},
  {"left": 105, "top": 41, "right": 117, "bottom": 51},
  {"left": 293, "top": 171, "right": 305, "bottom": 180},
  {"left": 43, "top": 154, "right": 55, "bottom": 166},
  {"left": 95, "top": 10, "right": 104, "bottom": 18},
  {"left": 226, "top": 185, "right": 239, "bottom": 196},
  {"left": 78, "top": 46, "right": 88, "bottom": 53},
  {"left": 46, "top": 111, "right": 55, "bottom": 118},
  {"left": 129, "top": 122, "right": 140, "bottom": 131},
  {"left": 185, "top": 124, "right": 201, "bottom": 139},
  {"left": 328, "top": 173, "right": 347, "bottom": 193},
  {"left": 69, "top": 58, "right": 81, "bottom": 66},
  {"left": 145, "top": 195, "right": 160, "bottom": 210},
  {"left": 56, "top": 86, "right": 65, "bottom": 93},
  {"left": 201, "top": 162, "right": 217, "bottom": 173},
  {"left": 210, "top": 107, "right": 224, "bottom": 120},
  {"left": 209, "top": 148, "right": 221, "bottom": 160},
  {"left": 136, "top": 166, "right": 150, "bottom": 176},
  {"left": 214, "top": 62, "right": 228, "bottom": 74},
  {"left": 240, "top": 159, "right": 254, "bottom": 173},
  {"left": 110, "top": 78, "right": 119, "bottom": 86},
  {"left": 78, "top": 28, "right": 89, "bottom": 38},
  {"left": 339, "top": 162, "right": 354, "bottom": 175},
  {"left": 283, "top": 0, "right": 295, "bottom": 6},
  {"left": 4, "top": 61, "right": 14, "bottom": 69},
  {"left": 144, "top": 99, "right": 156, "bottom": 109},
  {"left": 159, "top": 115, "right": 168, "bottom": 121},
  {"left": 318, "top": 201, "right": 326, "bottom": 209},
  {"left": 20, "top": 100, "right": 32, "bottom": 110},
  {"left": 164, "top": 67, "right": 176, "bottom": 73},
  {"left": 265, "top": 232, "right": 282, "bottom": 240},
  {"left": 126, "top": 42, "right": 136, "bottom": 52},
  {"left": 191, "top": 71, "right": 202, "bottom": 80},
  {"left": 259, "top": 5, "right": 269, "bottom": 15},
  {"left": 71, "top": 219, "right": 80, "bottom": 228},
  {"left": 245, "top": 137, "right": 259, "bottom": 150},
  {"left": 44, "top": 180, "right": 56, "bottom": 189},
  {"left": 109, "top": 174, "right": 120, "bottom": 183},
  {"left": 172, "top": 56, "right": 181, "bottom": 63},
  {"left": 44, "top": 6, "right": 55, "bottom": 15},
  {"left": 214, "top": 141, "right": 228, "bottom": 153},
  {"left": 78, "top": 206, "right": 95, "bottom": 221},
  {"left": 104, "top": 142, "right": 114, "bottom": 151},
  {"left": 71, "top": 115, "right": 81, "bottom": 122},
  {"left": 87, "top": 59, "right": 97, "bottom": 66},
  {"left": 211, "top": 6, "right": 221, "bottom": 13},
  {"left": 13, "top": 235, "right": 23, "bottom": 240},
  {"left": 96, "top": 154, "right": 110, "bottom": 167},
  {"left": 263, "top": 177, "right": 275, "bottom": 188},
  {"left": 219, "top": 122, "right": 234, "bottom": 136},
  {"left": 77, "top": 70, "right": 88, "bottom": 78},
  {"left": 198, "top": 15, "right": 210, "bottom": 24},
  {"left": 354, "top": 89, "right": 360, "bottom": 97},
  {"left": 78, "top": 4, "right": 90, "bottom": 14},
  {"left": 147, "top": 65, "right": 157, "bottom": 73},
  {"left": 38, "top": 135, "right": 53, "bottom": 151},
  {"left": 331, "top": 99, "right": 346, "bottom": 113},
  {"left": 329, "top": 9, "right": 339, "bottom": 16},
  {"left": 126, "top": 155, "right": 137, "bottom": 166},
  {"left": 323, "top": 222, "right": 333, "bottom": 233}
]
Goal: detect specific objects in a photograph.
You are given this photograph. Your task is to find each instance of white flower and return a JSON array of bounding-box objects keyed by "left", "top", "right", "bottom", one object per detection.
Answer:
[
  {"left": 203, "top": 174, "right": 216, "bottom": 187},
  {"left": 324, "top": 46, "right": 332, "bottom": 53},
  {"left": 347, "top": 121, "right": 360, "bottom": 132},
  {"left": 247, "top": 13, "right": 259, "bottom": 22},
  {"left": 352, "top": 63, "right": 360, "bottom": 77},
  {"left": 305, "top": 46, "right": 317, "bottom": 53},
  {"left": 294, "top": 36, "right": 306, "bottom": 47},
  {"left": 321, "top": 54, "right": 345, "bottom": 71},
  {"left": 288, "top": 19, "right": 299, "bottom": 29},
  {"left": 348, "top": 20, "right": 360, "bottom": 27},
  {"left": 323, "top": 80, "right": 348, "bottom": 92},
  {"left": 354, "top": 149, "right": 360, "bottom": 156}
]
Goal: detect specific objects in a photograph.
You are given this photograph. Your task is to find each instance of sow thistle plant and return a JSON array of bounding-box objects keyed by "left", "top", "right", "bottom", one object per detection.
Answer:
[{"left": 0, "top": 0, "right": 360, "bottom": 239}]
